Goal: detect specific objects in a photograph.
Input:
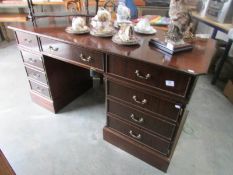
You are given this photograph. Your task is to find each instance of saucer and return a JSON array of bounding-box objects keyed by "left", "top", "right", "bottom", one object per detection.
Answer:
[
  {"left": 65, "top": 26, "right": 90, "bottom": 34},
  {"left": 90, "top": 30, "right": 115, "bottom": 37},
  {"left": 134, "top": 27, "right": 156, "bottom": 35},
  {"left": 112, "top": 35, "right": 139, "bottom": 45}
]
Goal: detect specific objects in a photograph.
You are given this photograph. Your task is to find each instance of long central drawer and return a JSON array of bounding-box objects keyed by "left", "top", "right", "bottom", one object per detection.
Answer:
[{"left": 40, "top": 37, "right": 104, "bottom": 72}]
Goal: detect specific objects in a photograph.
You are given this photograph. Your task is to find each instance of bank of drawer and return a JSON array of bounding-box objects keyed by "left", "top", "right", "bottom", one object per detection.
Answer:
[
  {"left": 29, "top": 80, "right": 51, "bottom": 99},
  {"left": 108, "top": 100, "right": 176, "bottom": 140},
  {"left": 107, "top": 55, "right": 192, "bottom": 97},
  {"left": 16, "top": 31, "right": 39, "bottom": 51},
  {"left": 40, "top": 37, "right": 104, "bottom": 71},
  {"left": 21, "top": 51, "right": 44, "bottom": 70},
  {"left": 25, "top": 67, "right": 47, "bottom": 85},
  {"left": 108, "top": 116, "right": 171, "bottom": 155},
  {"left": 107, "top": 81, "right": 183, "bottom": 122}
]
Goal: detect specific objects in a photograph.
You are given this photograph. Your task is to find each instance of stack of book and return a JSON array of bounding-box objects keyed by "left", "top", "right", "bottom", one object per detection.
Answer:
[{"left": 149, "top": 38, "right": 193, "bottom": 54}]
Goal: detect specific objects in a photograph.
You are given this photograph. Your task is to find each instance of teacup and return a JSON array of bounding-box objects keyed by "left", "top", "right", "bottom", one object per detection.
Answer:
[{"left": 72, "top": 17, "right": 85, "bottom": 31}]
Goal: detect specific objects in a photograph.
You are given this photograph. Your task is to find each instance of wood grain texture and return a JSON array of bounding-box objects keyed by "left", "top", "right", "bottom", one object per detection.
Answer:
[
  {"left": 103, "top": 127, "right": 170, "bottom": 172},
  {"left": 107, "top": 80, "right": 184, "bottom": 123},
  {"left": 9, "top": 24, "right": 216, "bottom": 172},
  {"left": 0, "top": 149, "right": 16, "bottom": 175},
  {"left": 9, "top": 25, "right": 217, "bottom": 75},
  {"left": 107, "top": 99, "right": 177, "bottom": 141},
  {"left": 107, "top": 54, "right": 192, "bottom": 98}
]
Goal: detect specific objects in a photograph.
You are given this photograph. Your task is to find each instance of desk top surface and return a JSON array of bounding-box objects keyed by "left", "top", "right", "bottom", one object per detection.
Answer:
[{"left": 9, "top": 24, "right": 217, "bottom": 76}]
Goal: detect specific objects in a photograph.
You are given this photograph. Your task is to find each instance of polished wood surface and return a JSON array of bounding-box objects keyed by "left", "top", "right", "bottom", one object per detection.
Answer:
[
  {"left": 9, "top": 23, "right": 216, "bottom": 172},
  {"left": 108, "top": 80, "right": 184, "bottom": 122},
  {"left": 108, "top": 115, "right": 171, "bottom": 155},
  {"left": 0, "top": 149, "right": 16, "bottom": 175},
  {"left": 107, "top": 54, "right": 192, "bottom": 97},
  {"left": 9, "top": 25, "right": 216, "bottom": 75},
  {"left": 21, "top": 50, "right": 44, "bottom": 70},
  {"left": 108, "top": 99, "right": 176, "bottom": 140},
  {"left": 40, "top": 37, "right": 104, "bottom": 73}
]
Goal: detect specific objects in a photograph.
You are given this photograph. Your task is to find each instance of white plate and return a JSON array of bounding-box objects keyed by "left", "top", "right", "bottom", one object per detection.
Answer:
[
  {"left": 90, "top": 30, "right": 115, "bottom": 37},
  {"left": 65, "top": 26, "right": 90, "bottom": 34},
  {"left": 112, "top": 35, "right": 139, "bottom": 46},
  {"left": 134, "top": 27, "right": 157, "bottom": 35}
]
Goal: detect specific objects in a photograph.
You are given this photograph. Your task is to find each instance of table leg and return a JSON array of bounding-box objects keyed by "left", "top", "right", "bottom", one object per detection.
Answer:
[
  {"left": 211, "top": 28, "right": 218, "bottom": 39},
  {"left": 212, "top": 39, "right": 233, "bottom": 84}
]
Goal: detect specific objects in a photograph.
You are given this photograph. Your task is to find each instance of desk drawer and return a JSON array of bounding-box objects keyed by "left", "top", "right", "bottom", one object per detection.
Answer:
[
  {"left": 29, "top": 80, "right": 51, "bottom": 99},
  {"left": 25, "top": 67, "right": 47, "bottom": 85},
  {"left": 108, "top": 81, "right": 183, "bottom": 122},
  {"left": 40, "top": 37, "right": 104, "bottom": 71},
  {"left": 108, "top": 100, "right": 176, "bottom": 140},
  {"left": 21, "top": 51, "right": 44, "bottom": 70},
  {"left": 107, "top": 55, "right": 192, "bottom": 97},
  {"left": 108, "top": 116, "right": 171, "bottom": 155},
  {"left": 16, "top": 31, "right": 39, "bottom": 51}
]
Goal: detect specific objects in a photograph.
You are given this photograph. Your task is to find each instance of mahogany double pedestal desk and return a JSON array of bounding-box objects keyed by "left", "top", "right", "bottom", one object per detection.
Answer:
[{"left": 9, "top": 25, "right": 216, "bottom": 172}]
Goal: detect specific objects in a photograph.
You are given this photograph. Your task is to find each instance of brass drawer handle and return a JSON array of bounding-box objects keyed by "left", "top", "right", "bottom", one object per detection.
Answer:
[
  {"left": 135, "top": 70, "right": 151, "bottom": 80},
  {"left": 36, "top": 86, "right": 44, "bottom": 93},
  {"left": 28, "top": 58, "right": 37, "bottom": 63},
  {"left": 24, "top": 38, "right": 32, "bottom": 43},
  {"left": 49, "top": 46, "right": 59, "bottom": 52},
  {"left": 132, "top": 95, "right": 147, "bottom": 105},
  {"left": 79, "top": 54, "right": 92, "bottom": 62},
  {"left": 32, "top": 73, "right": 40, "bottom": 79},
  {"left": 129, "top": 130, "right": 142, "bottom": 140},
  {"left": 130, "top": 114, "right": 144, "bottom": 123}
]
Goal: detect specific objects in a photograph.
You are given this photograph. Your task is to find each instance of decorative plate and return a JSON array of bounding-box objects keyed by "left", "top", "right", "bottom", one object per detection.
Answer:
[
  {"left": 112, "top": 35, "right": 140, "bottom": 46},
  {"left": 65, "top": 26, "right": 90, "bottom": 34},
  {"left": 134, "top": 27, "right": 157, "bottom": 35}
]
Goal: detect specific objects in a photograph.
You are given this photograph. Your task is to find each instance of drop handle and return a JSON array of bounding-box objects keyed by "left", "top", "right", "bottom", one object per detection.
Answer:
[
  {"left": 129, "top": 130, "right": 142, "bottom": 140},
  {"left": 28, "top": 58, "right": 36, "bottom": 63},
  {"left": 132, "top": 95, "right": 147, "bottom": 105},
  {"left": 32, "top": 73, "right": 40, "bottom": 79},
  {"left": 135, "top": 70, "right": 151, "bottom": 80},
  {"left": 24, "top": 38, "right": 32, "bottom": 43},
  {"left": 49, "top": 46, "right": 59, "bottom": 52},
  {"left": 79, "top": 54, "right": 92, "bottom": 62},
  {"left": 130, "top": 114, "right": 144, "bottom": 123},
  {"left": 36, "top": 86, "right": 44, "bottom": 93}
]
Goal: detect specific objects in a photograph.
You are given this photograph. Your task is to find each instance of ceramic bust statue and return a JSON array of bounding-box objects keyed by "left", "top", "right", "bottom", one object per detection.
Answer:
[{"left": 166, "top": 0, "right": 192, "bottom": 44}]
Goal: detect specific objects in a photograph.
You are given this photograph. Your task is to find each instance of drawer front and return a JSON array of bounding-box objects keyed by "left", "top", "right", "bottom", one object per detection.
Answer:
[
  {"left": 108, "top": 100, "right": 176, "bottom": 140},
  {"left": 29, "top": 80, "right": 51, "bottom": 99},
  {"left": 107, "top": 55, "right": 192, "bottom": 97},
  {"left": 108, "top": 116, "right": 171, "bottom": 155},
  {"left": 21, "top": 51, "right": 44, "bottom": 69},
  {"left": 25, "top": 67, "right": 47, "bottom": 85},
  {"left": 108, "top": 81, "right": 183, "bottom": 122},
  {"left": 16, "top": 31, "right": 39, "bottom": 51},
  {"left": 40, "top": 37, "right": 104, "bottom": 71}
]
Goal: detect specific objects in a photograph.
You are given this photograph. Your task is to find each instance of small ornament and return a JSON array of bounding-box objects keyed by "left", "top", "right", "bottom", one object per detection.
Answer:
[{"left": 166, "top": 0, "right": 193, "bottom": 44}]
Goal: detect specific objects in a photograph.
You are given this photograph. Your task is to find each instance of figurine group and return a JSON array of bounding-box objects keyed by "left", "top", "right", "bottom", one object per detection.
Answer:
[{"left": 69, "top": 0, "right": 193, "bottom": 46}]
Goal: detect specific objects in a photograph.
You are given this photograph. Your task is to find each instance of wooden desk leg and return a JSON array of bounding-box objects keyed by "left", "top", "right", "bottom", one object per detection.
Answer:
[{"left": 212, "top": 39, "right": 233, "bottom": 85}]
